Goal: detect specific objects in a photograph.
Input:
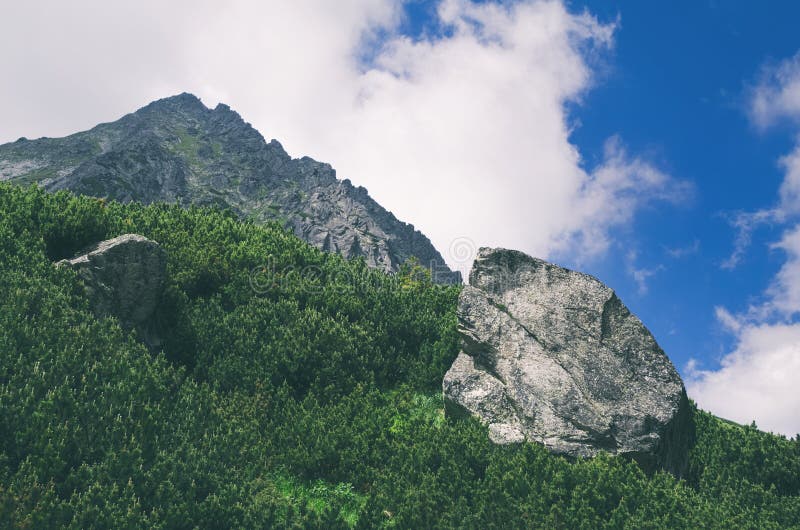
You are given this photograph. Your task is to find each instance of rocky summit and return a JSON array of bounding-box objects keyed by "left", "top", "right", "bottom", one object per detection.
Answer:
[
  {"left": 0, "top": 93, "right": 460, "bottom": 283},
  {"left": 443, "top": 248, "right": 693, "bottom": 476}
]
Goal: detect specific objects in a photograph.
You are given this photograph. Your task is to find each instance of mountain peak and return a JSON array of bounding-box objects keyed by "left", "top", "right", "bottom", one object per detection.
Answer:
[
  {"left": 0, "top": 95, "right": 461, "bottom": 283},
  {"left": 145, "top": 92, "right": 205, "bottom": 111},
  {"left": 131, "top": 93, "right": 211, "bottom": 121}
]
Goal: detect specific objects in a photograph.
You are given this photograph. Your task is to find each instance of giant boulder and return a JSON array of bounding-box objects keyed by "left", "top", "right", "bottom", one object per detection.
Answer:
[
  {"left": 57, "top": 234, "right": 167, "bottom": 347},
  {"left": 443, "top": 248, "right": 692, "bottom": 475}
]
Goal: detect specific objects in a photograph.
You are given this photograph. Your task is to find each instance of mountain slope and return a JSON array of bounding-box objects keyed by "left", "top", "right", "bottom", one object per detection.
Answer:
[
  {"left": 1, "top": 183, "right": 799, "bottom": 528},
  {"left": 0, "top": 93, "right": 460, "bottom": 282}
]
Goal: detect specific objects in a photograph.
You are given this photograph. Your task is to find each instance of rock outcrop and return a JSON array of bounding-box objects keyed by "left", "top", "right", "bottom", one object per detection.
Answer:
[
  {"left": 443, "top": 248, "right": 692, "bottom": 476},
  {"left": 57, "top": 234, "right": 167, "bottom": 348},
  {"left": 1, "top": 93, "right": 460, "bottom": 283}
]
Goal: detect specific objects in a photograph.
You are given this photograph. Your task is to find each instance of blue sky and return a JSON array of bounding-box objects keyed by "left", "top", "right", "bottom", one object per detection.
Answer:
[
  {"left": 399, "top": 0, "right": 800, "bottom": 433},
  {"left": 2, "top": 0, "right": 800, "bottom": 434},
  {"left": 566, "top": 2, "right": 799, "bottom": 398},
  {"left": 558, "top": 2, "right": 800, "bottom": 373},
  {"left": 402, "top": 1, "right": 799, "bottom": 367}
]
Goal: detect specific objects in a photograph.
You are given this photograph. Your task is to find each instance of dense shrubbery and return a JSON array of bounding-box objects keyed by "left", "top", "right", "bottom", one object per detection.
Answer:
[{"left": 0, "top": 183, "right": 799, "bottom": 528}]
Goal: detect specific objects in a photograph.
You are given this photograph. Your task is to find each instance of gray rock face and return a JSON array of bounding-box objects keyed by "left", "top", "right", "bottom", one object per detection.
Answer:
[
  {"left": 1, "top": 93, "right": 460, "bottom": 283},
  {"left": 58, "top": 234, "right": 167, "bottom": 346},
  {"left": 443, "top": 248, "right": 692, "bottom": 475}
]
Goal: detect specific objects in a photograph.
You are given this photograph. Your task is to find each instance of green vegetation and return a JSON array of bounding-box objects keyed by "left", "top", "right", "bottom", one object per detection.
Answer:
[
  {"left": 12, "top": 167, "right": 58, "bottom": 186},
  {"left": 169, "top": 127, "right": 201, "bottom": 165},
  {"left": 1, "top": 183, "right": 799, "bottom": 528}
]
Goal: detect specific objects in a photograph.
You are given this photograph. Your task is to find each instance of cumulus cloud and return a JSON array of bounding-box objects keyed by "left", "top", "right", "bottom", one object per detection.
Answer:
[
  {"left": 690, "top": 53, "right": 800, "bottom": 436},
  {"left": 694, "top": 210, "right": 800, "bottom": 437},
  {"left": 686, "top": 318, "right": 800, "bottom": 436},
  {"left": 0, "top": 0, "right": 680, "bottom": 269}
]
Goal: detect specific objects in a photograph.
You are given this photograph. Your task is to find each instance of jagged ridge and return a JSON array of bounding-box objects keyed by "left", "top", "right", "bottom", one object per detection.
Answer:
[{"left": 0, "top": 93, "right": 460, "bottom": 282}]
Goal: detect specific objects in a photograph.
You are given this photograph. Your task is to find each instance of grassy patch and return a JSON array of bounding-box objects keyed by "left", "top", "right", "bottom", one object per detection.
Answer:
[
  {"left": 270, "top": 475, "right": 367, "bottom": 528},
  {"left": 389, "top": 392, "right": 446, "bottom": 436},
  {"left": 170, "top": 127, "right": 201, "bottom": 164}
]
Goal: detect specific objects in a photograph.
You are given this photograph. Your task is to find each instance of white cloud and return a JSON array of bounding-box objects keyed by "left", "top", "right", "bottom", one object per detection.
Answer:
[
  {"left": 690, "top": 222, "right": 800, "bottom": 436},
  {"left": 766, "top": 223, "right": 800, "bottom": 316},
  {"left": 778, "top": 141, "right": 800, "bottom": 214},
  {"left": 698, "top": 201, "right": 800, "bottom": 438},
  {"left": 0, "top": 0, "right": 680, "bottom": 268},
  {"left": 690, "top": 53, "right": 800, "bottom": 436},
  {"left": 568, "top": 136, "right": 688, "bottom": 258},
  {"left": 664, "top": 238, "right": 699, "bottom": 259},
  {"left": 686, "top": 319, "right": 800, "bottom": 436},
  {"left": 713, "top": 306, "right": 743, "bottom": 333},
  {"left": 721, "top": 66, "right": 800, "bottom": 269},
  {"left": 750, "top": 51, "right": 800, "bottom": 130},
  {"left": 720, "top": 208, "right": 779, "bottom": 270},
  {"left": 625, "top": 249, "right": 664, "bottom": 295}
]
